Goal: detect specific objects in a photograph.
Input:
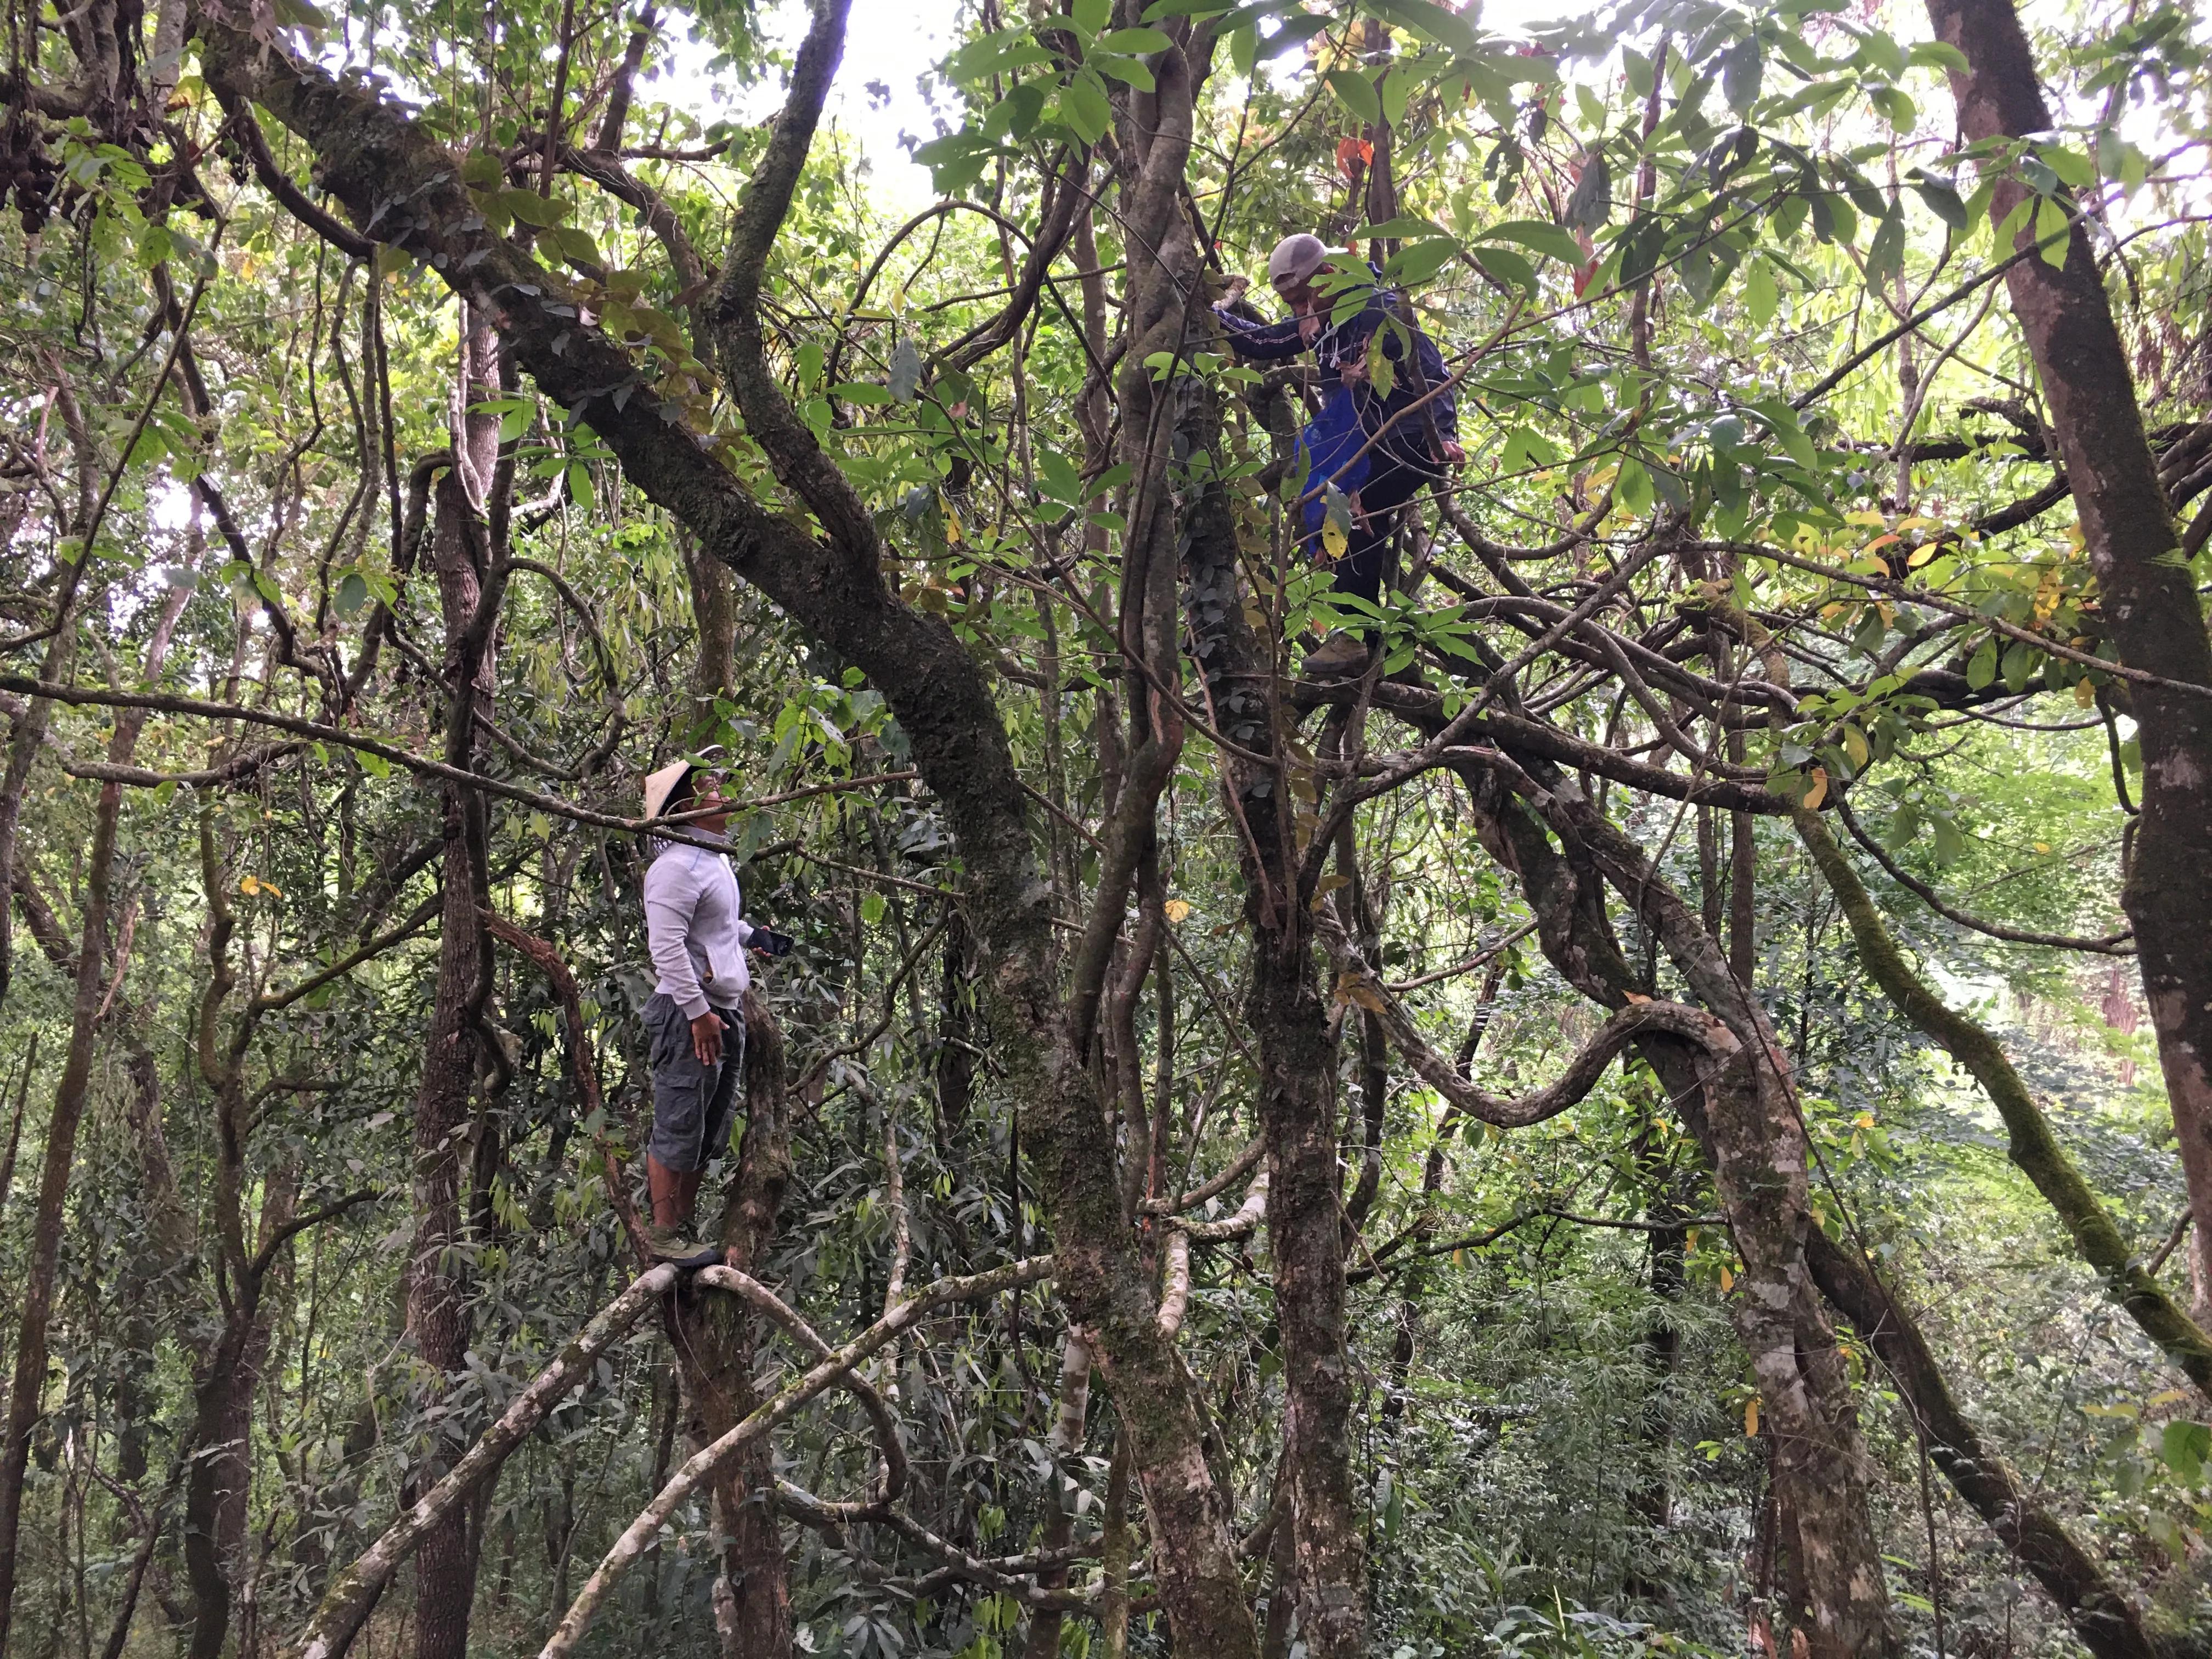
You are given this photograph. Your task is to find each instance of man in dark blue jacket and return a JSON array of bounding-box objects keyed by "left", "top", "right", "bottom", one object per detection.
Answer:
[{"left": 1216, "top": 233, "right": 1463, "bottom": 675}]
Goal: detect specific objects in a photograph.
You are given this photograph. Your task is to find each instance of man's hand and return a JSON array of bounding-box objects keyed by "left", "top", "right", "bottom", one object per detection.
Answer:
[
  {"left": 1440, "top": 439, "right": 1466, "bottom": 467},
  {"left": 690, "top": 1011, "right": 724, "bottom": 1068}
]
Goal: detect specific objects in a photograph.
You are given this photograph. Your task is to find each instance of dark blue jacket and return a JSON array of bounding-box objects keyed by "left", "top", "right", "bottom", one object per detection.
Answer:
[{"left": 1216, "top": 273, "right": 1458, "bottom": 463}]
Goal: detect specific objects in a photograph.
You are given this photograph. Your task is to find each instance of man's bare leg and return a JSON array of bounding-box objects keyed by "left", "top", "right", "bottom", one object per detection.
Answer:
[
  {"left": 648, "top": 1152, "right": 710, "bottom": 1227},
  {"left": 648, "top": 1152, "right": 685, "bottom": 1229}
]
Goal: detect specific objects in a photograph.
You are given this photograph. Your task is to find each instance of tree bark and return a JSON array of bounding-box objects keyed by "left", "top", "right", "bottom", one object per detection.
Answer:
[
  {"left": 1406, "top": 725, "right": 1897, "bottom": 1659},
  {"left": 406, "top": 330, "right": 506, "bottom": 1659},
  {"left": 1180, "top": 358, "right": 1366, "bottom": 1655},
  {"left": 1804, "top": 1228, "right": 2178, "bottom": 1659},
  {"left": 0, "top": 571, "right": 173, "bottom": 1644},
  {"left": 677, "top": 990, "right": 794, "bottom": 1659},
  {"left": 1927, "top": 0, "right": 2212, "bottom": 1323},
  {"left": 0, "top": 772, "right": 117, "bottom": 1651}
]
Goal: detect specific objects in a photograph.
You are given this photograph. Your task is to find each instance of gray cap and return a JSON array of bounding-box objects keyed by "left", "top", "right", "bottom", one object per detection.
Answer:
[{"left": 1267, "top": 232, "right": 1329, "bottom": 292}]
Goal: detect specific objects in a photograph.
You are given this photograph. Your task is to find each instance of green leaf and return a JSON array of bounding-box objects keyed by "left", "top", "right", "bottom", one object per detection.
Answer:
[
  {"left": 1229, "top": 21, "right": 1257, "bottom": 75},
  {"left": 1362, "top": 0, "right": 1481, "bottom": 54},
  {"left": 2164, "top": 1420, "right": 2211, "bottom": 1486},
  {"left": 1722, "top": 34, "right": 1763, "bottom": 115},
  {"left": 501, "top": 188, "right": 571, "bottom": 228},
  {"left": 336, "top": 571, "right": 370, "bottom": 620},
  {"left": 2036, "top": 143, "right": 2095, "bottom": 189},
  {"left": 912, "top": 132, "right": 997, "bottom": 196},
  {"left": 1615, "top": 456, "right": 1653, "bottom": 514},
  {"left": 1384, "top": 238, "right": 1458, "bottom": 287},
  {"left": 1564, "top": 153, "right": 1611, "bottom": 233},
  {"left": 1096, "top": 26, "right": 1171, "bottom": 53},
  {"left": 1867, "top": 83, "right": 1915, "bottom": 129},
  {"left": 1091, "top": 53, "right": 1156, "bottom": 91},
  {"left": 461, "top": 150, "right": 503, "bottom": 187},
  {"left": 1909, "top": 170, "right": 1967, "bottom": 229},
  {"left": 1931, "top": 812, "right": 1964, "bottom": 866},
  {"left": 1326, "top": 69, "right": 1381, "bottom": 127},
  {"left": 889, "top": 336, "right": 923, "bottom": 403},
  {"left": 1906, "top": 40, "right": 1968, "bottom": 73},
  {"left": 833, "top": 382, "right": 894, "bottom": 405},
  {"left": 1744, "top": 257, "right": 1778, "bottom": 325},
  {"left": 1469, "top": 245, "right": 1535, "bottom": 295},
  {"left": 1966, "top": 636, "right": 1998, "bottom": 690},
  {"left": 1502, "top": 426, "right": 1562, "bottom": 472},
  {"left": 1480, "top": 219, "right": 1585, "bottom": 262},
  {"left": 2035, "top": 194, "right": 2072, "bottom": 267},
  {"left": 1380, "top": 65, "right": 1412, "bottom": 128},
  {"left": 1071, "top": 0, "right": 1111, "bottom": 36},
  {"left": 1866, "top": 207, "right": 1905, "bottom": 285},
  {"left": 546, "top": 224, "right": 603, "bottom": 265},
  {"left": 1355, "top": 216, "right": 1449, "bottom": 241},
  {"left": 1059, "top": 69, "right": 1112, "bottom": 143}
]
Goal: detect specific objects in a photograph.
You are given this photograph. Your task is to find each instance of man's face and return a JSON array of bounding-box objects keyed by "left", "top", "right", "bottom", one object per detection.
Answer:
[{"left": 690, "top": 770, "right": 731, "bottom": 833}]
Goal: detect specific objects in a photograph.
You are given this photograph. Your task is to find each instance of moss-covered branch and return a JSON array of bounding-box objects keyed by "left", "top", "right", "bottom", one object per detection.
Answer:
[{"left": 1796, "top": 809, "right": 2212, "bottom": 1401}]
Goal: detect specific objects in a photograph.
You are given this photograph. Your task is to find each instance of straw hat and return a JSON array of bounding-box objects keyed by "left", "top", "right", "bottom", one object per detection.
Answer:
[
  {"left": 642, "top": 759, "right": 691, "bottom": 823},
  {"left": 642, "top": 745, "right": 727, "bottom": 823}
]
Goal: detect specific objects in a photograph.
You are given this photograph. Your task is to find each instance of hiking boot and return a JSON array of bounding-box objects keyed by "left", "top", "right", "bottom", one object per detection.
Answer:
[
  {"left": 1302, "top": 630, "right": 1371, "bottom": 679},
  {"left": 645, "top": 1223, "right": 723, "bottom": 1270}
]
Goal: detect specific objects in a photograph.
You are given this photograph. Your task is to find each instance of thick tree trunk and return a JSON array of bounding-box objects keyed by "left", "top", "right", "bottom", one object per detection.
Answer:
[
  {"left": 1246, "top": 937, "right": 1366, "bottom": 1659},
  {"left": 1413, "top": 732, "right": 1896, "bottom": 1658},
  {"left": 0, "top": 771, "right": 117, "bottom": 1650},
  {"left": 1804, "top": 1229, "right": 2176, "bottom": 1659},
  {"left": 1412, "top": 721, "right": 2153, "bottom": 1654},
  {"left": 0, "top": 573, "right": 173, "bottom": 1644},
  {"left": 1927, "top": 0, "right": 2212, "bottom": 1322},
  {"left": 407, "top": 332, "right": 505, "bottom": 1659},
  {"left": 680, "top": 990, "right": 794, "bottom": 1659},
  {"left": 1178, "top": 356, "right": 1366, "bottom": 1655}
]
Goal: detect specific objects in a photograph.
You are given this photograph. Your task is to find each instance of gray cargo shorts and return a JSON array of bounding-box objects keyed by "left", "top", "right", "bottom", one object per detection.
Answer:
[{"left": 644, "top": 992, "right": 745, "bottom": 1172}]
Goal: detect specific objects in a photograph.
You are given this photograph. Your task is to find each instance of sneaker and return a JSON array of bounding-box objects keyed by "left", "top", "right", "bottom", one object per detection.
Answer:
[
  {"left": 1302, "top": 630, "right": 1371, "bottom": 679},
  {"left": 645, "top": 1224, "right": 724, "bottom": 1269}
]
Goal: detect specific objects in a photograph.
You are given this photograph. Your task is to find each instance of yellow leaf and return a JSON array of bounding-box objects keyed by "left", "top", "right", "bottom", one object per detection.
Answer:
[
  {"left": 1719, "top": 1264, "right": 1734, "bottom": 1293},
  {"left": 1623, "top": 990, "right": 1651, "bottom": 1004},
  {"left": 2075, "top": 678, "right": 2096, "bottom": 707},
  {"left": 1453, "top": 1248, "right": 1466, "bottom": 1268},
  {"left": 1164, "top": 899, "right": 1192, "bottom": 924},
  {"left": 944, "top": 507, "right": 963, "bottom": 545},
  {"left": 2033, "top": 842, "right": 2051, "bottom": 854},
  {"left": 1321, "top": 518, "right": 1347, "bottom": 559},
  {"left": 1843, "top": 726, "right": 1870, "bottom": 770},
  {"left": 1745, "top": 1397, "right": 1760, "bottom": 1437},
  {"left": 1908, "top": 541, "right": 1938, "bottom": 568},
  {"left": 1801, "top": 767, "right": 1829, "bottom": 811}
]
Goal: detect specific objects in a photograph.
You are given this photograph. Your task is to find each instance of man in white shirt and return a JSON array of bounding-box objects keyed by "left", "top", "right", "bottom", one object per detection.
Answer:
[{"left": 638, "top": 752, "right": 787, "bottom": 1265}]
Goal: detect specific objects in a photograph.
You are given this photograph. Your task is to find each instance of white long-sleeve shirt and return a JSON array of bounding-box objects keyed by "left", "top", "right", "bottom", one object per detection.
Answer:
[{"left": 644, "top": 841, "right": 754, "bottom": 1020}]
